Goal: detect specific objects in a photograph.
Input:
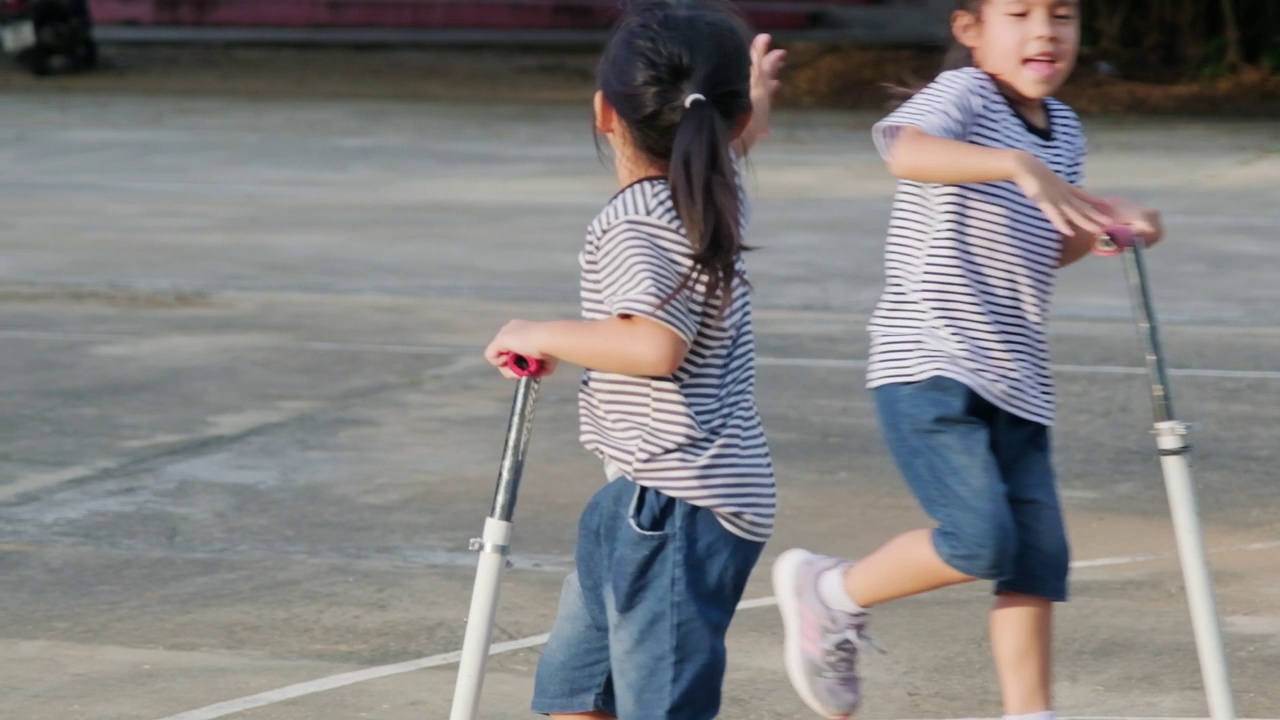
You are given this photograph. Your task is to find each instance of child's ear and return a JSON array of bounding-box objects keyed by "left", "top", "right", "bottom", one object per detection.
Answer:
[
  {"left": 593, "top": 90, "right": 615, "bottom": 135},
  {"left": 951, "top": 8, "right": 981, "bottom": 53}
]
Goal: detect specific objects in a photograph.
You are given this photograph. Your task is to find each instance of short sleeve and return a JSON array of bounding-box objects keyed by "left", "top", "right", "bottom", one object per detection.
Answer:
[
  {"left": 872, "top": 68, "right": 986, "bottom": 161},
  {"left": 596, "top": 223, "right": 699, "bottom": 345}
]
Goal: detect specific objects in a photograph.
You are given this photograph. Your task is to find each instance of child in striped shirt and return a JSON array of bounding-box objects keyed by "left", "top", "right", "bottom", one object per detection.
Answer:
[
  {"left": 772, "top": 1, "right": 1163, "bottom": 719},
  {"left": 483, "top": 1, "right": 785, "bottom": 716}
]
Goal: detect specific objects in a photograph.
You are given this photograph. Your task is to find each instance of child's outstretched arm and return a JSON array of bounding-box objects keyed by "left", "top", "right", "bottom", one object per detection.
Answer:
[
  {"left": 485, "top": 316, "right": 688, "bottom": 380},
  {"left": 733, "top": 33, "right": 787, "bottom": 157},
  {"left": 883, "top": 126, "right": 1114, "bottom": 237}
]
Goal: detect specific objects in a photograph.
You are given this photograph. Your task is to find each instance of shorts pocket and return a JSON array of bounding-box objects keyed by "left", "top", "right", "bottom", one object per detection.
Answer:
[{"left": 627, "top": 482, "right": 677, "bottom": 538}]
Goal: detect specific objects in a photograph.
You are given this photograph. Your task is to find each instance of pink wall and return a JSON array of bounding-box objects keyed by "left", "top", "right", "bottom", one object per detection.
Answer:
[{"left": 87, "top": 0, "right": 845, "bottom": 29}]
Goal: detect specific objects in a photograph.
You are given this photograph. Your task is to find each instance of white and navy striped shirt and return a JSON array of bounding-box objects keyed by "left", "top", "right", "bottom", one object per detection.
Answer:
[
  {"left": 577, "top": 174, "right": 776, "bottom": 542},
  {"left": 867, "top": 67, "right": 1088, "bottom": 426}
]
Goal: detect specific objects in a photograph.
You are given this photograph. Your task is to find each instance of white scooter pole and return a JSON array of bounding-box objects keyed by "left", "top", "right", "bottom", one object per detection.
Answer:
[
  {"left": 449, "top": 355, "right": 545, "bottom": 720},
  {"left": 1096, "top": 228, "right": 1237, "bottom": 720}
]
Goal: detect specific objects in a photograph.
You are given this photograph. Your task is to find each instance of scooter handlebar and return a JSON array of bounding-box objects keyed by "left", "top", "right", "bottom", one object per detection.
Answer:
[
  {"left": 506, "top": 354, "right": 546, "bottom": 378},
  {"left": 1094, "top": 225, "right": 1141, "bottom": 256}
]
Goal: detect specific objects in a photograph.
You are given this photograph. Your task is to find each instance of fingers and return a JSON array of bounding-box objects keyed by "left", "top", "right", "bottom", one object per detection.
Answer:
[
  {"left": 1037, "top": 200, "right": 1076, "bottom": 237},
  {"left": 1072, "top": 189, "right": 1117, "bottom": 229},
  {"left": 484, "top": 347, "right": 523, "bottom": 380},
  {"left": 1034, "top": 184, "right": 1114, "bottom": 236},
  {"left": 751, "top": 33, "right": 771, "bottom": 63},
  {"left": 1060, "top": 196, "right": 1109, "bottom": 235},
  {"left": 751, "top": 33, "right": 786, "bottom": 86},
  {"left": 1132, "top": 212, "right": 1164, "bottom": 246},
  {"left": 483, "top": 341, "right": 510, "bottom": 370}
]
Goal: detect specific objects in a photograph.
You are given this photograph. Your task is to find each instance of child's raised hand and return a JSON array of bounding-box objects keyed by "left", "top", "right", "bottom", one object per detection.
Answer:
[
  {"left": 733, "top": 33, "right": 788, "bottom": 154},
  {"left": 484, "top": 320, "right": 557, "bottom": 380},
  {"left": 750, "top": 33, "right": 787, "bottom": 104},
  {"left": 1010, "top": 152, "right": 1115, "bottom": 237}
]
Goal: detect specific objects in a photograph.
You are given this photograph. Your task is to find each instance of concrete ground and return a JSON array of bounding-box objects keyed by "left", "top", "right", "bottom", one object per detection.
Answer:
[{"left": 1, "top": 60, "right": 1279, "bottom": 720}]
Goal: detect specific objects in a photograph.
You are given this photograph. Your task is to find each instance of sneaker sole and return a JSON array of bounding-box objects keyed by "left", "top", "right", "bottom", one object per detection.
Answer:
[{"left": 772, "top": 548, "right": 853, "bottom": 720}]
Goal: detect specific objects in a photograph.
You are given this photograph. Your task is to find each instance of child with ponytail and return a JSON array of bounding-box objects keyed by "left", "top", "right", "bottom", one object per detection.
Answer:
[{"left": 483, "top": 1, "right": 786, "bottom": 716}]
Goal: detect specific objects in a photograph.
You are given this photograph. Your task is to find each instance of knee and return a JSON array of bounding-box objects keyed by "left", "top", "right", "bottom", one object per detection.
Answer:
[
  {"left": 1039, "top": 524, "right": 1072, "bottom": 584},
  {"left": 937, "top": 509, "right": 1019, "bottom": 581}
]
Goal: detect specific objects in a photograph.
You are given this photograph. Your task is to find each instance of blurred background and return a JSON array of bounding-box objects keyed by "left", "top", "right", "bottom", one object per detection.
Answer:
[
  {"left": 1, "top": 0, "right": 1277, "bottom": 114},
  {"left": 2, "top": 3, "right": 1278, "bottom": 719}
]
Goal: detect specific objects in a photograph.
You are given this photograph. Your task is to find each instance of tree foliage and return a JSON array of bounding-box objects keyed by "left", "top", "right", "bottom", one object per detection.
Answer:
[{"left": 1083, "top": 0, "right": 1279, "bottom": 77}]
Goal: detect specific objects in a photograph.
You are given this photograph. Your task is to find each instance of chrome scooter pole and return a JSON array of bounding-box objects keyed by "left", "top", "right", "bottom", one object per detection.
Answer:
[
  {"left": 1095, "top": 227, "right": 1237, "bottom": 720},
  {"left": 449, "top": 355, "right": 545, "bottom": 720}
]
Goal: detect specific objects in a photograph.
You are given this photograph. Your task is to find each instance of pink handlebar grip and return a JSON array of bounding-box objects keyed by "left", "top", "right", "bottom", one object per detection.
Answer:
[
  {"left": 1094, "top": 225, "right": 1139, "bottom": 256},
  {"left": 507, "top": 354, "right": 546, "bottom": 378}
]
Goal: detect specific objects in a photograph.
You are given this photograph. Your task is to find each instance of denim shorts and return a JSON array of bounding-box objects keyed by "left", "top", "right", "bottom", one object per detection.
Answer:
[
  {"left": 874, "top": 375, "right": 1071, "bottom": 601},
  {"left": 531, "top": 476, "right": 764, "bottom": 719}
]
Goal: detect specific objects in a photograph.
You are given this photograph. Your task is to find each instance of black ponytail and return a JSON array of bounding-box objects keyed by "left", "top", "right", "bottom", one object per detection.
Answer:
[
  {"left": 668, "top": 97, "right": 745, "bottom": 311},
  {"left": 597, "top": 0, "right": 754, "bottom": 312}
]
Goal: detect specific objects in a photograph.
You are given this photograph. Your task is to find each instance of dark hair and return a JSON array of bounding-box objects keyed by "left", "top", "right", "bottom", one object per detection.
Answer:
[
  {"left": 597, "top": 0, "right": 754, "bottom": 311},
  {"left": 887, "top": 0, "right": 981, "bottom": 104}
]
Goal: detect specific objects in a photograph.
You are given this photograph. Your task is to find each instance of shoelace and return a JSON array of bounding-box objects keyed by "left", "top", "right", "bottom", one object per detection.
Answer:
[{"left": 822, "top": 625, "right": 888, "bottom": 675}]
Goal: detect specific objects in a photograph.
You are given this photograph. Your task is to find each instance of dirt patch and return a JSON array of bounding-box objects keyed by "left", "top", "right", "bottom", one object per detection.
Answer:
[{"left": 1, "top": 43, "right": 1277, "bottom": 116}]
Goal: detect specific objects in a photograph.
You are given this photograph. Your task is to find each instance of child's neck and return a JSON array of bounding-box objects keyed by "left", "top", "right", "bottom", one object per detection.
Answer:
[
  {"left": 613, "top": 146, "right": 667, "bottom": 189},
  {"left": 616, "top": 162, "right": 667, "bottom": 189}
]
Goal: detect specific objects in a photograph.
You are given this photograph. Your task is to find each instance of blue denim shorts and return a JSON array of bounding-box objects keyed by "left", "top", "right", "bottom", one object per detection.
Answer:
[
  {"left": 531, "top": 476, "right": 764, "bottom": 719},
  {"left": 874, "top": 376, "right": 1071, "bottom": 601}
]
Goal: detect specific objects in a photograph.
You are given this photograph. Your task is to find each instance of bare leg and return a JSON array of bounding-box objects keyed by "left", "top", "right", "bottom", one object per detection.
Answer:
[
  {"left": 843, "top": 528, "right": 974, "bottom": 608},
  {"left": 990, "top": 592, "right": 1054, "bottom": 715}
]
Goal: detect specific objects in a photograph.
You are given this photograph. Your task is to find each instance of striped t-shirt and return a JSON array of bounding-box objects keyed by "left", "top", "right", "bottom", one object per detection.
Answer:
[
  {"left": 867, "top": 67, "right": 1088, "bottom": 427},
  {"left": 577, "top": 174, "right": 776, "bottom": 542}
]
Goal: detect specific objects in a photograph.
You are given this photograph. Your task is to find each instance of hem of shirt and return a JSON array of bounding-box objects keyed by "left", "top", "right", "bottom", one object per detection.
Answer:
[
  {"left": 596, "top": 460, "right": 774, "bottom": 543},
  {"left": 866, "top": 364, "right": 1055, "bottom": 428},
  {"left": 713, "top": 515, "right": 771, "bottom": 543}
]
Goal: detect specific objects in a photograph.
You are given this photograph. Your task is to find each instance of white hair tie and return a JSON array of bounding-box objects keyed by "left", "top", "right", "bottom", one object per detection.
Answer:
[{"left": 683, "top": 93, "right": 706, "bottom": 108}]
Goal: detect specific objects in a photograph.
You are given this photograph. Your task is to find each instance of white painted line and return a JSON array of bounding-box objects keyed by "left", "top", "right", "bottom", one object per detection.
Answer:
[
  {"left": 156, "top": 633, "right": 550, "bottom": 720},
  {"left": 756, "top": 356, "right": 1280, "bottom": 381},
  {"left": 154, "top": 539, "right": 1280, "bottom": 720},
  {"left": 6, "top": 329, "right": 1278, "bottom": 380},
  {"left": 5, "top": 327, "right": 1274, "bottom": 379},
  {"left": 0, "top": 330, "right": 466, "bottom": 356},
  {"left": 736, "top": 595, "right": 780, "bottom": 611},
  {"left": 1072, "top": 539, "right": 1280, "bottom": 569},
  {"left": 0, "top": 329, "right": 135, "bottom": 342}
]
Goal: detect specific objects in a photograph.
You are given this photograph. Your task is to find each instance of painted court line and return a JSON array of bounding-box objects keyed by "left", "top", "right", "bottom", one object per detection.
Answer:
[
  {"left": 756, "top": 356, "right": 1280, "bottom": 381},
  {"left": 3, "top": 330, "right": 1279, "bottom": 380},
  {"left": 157, "top": 634, "right": 551, "bottom": 720},
  {"left": 155, "top": 540, "right": 1280, "bottom": 720},
  {"left": 0, "top": 330, "right": 465, "bottom": 356}
]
